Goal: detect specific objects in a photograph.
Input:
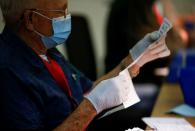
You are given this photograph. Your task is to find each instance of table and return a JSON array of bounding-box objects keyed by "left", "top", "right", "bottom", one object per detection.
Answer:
[{"left": 147, "top": 83, "right": 195, "bottom": 128}]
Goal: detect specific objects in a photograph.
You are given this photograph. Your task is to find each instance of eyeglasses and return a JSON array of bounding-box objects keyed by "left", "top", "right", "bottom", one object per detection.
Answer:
[{"left": 31, "top": 8, "right": 69, "bottom": 19}]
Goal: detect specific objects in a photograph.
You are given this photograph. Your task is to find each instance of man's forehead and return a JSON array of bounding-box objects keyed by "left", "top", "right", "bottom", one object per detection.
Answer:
[{"left": 37, "top": 0, "right": 68, "bottom": 10}]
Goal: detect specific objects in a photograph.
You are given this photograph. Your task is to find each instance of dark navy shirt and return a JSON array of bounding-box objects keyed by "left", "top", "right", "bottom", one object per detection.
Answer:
[{"left": 0, "top": 27, "right": 93, "bottom": 130}]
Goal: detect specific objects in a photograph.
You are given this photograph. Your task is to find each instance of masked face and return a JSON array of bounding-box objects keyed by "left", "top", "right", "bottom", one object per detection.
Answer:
[{"left": 33, "top": 10, "right": 71, "bottom": 49}]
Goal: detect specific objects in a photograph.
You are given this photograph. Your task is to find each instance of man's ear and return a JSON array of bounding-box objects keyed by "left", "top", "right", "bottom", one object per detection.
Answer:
[{"left": 23, "top": 10, "right": 34, "bottom": 31}]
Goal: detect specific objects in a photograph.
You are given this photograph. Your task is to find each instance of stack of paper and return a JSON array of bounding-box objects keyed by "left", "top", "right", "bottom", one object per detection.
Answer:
[{"left": 142, "top": 117, "right": 195, "bottom": 131}]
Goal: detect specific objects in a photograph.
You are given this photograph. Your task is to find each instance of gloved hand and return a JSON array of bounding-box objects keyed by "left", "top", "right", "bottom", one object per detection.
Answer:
[
  {"left": 129, "top": 31, "right": 161, "bottom": 61},
  {"left": 84, "top": 77, "right": 129, "bottom": 114},
  {"left": 135, "top": 36, "right": 170, "bottom": 67}
]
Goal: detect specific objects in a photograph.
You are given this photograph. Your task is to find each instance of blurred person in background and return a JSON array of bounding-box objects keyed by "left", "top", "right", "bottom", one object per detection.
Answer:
[
  {"left": 105, "top": 0, "right": 184, "bottom": 85},
  {"left": 160, "top": 0, "right": 195, "bottom": 48},
  {"left": 0, "top": 0, "right": 170, "bottom": 130},
  {"left": 0, "top": 5, "right": 5, "bottom": 33},
  {"left": 104, "top": 0, "right": 184, "bottom": 129}
]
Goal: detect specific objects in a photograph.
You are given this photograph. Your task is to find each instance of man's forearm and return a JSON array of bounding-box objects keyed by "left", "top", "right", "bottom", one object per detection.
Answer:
[
  {"left": 53, "top": 99, "right": 97, "bottom": 131},
  {"left": 93, "top": 54, "right": 140, "bottom": 86}
]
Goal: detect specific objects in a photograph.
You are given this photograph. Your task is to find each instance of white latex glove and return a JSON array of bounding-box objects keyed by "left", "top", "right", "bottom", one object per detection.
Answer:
[
  {"left": 125, "top": 127, "right": 144, "bottom": 131},
  {"left": 135, "top": 36, "right": 170, "bottom": 67},
  {"left": 84, "top": 76, "right": 129, "bottom": 114},
  {"left": 129, "top": 31, "right": 161, "bottom": 61}
]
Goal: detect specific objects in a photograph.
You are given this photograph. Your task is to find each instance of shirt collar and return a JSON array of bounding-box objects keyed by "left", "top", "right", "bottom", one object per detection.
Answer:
[{"left": 1, "top": 26, "right": 64, "bottom": 69}]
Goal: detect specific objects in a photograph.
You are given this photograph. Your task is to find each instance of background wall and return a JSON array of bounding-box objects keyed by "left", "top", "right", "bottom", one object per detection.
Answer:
[
  {"left": 57, "top": 0, "right": 195, "bottom": 78},
  {"left": 172, "top": 0, "right": 195, "bottom": 15},
  {"left": 58, "top": 0, "right": 113, "bottom": 77}
]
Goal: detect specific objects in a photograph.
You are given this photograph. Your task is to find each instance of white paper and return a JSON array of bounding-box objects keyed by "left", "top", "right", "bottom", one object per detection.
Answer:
[
  {"left": 157, "top": 18, "right": 173, "bottom": 41},
  {"left": 142, "top": 117, "right": 192, "bottom": 126},
  {"left": 99, "top": 69, "right": 140, "bottom": 119},
  {"left": 153, "top": 124, "right": 195, "bottom": 131},
  {"left": 126, "top": 18, "right": 173, "bottom": 70},
  {"left": 119, "top": 69, "right": 140, "bottom": 108},
  {"left": 142, "top": 117, "right": 195, "bottom": 131}
]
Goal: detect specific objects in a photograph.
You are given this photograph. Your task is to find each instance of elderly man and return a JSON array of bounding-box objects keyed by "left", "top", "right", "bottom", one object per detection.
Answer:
[{"left": 0, "top": 0, "right": 170, "bottom": 130}]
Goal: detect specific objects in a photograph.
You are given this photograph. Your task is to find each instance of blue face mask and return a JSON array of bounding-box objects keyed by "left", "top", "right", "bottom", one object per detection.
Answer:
[{"left": 33, "top": 11, "right": 71, "bottom": 49}]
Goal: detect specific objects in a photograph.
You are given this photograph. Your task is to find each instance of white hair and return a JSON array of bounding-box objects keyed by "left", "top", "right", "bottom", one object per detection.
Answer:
[{"left": 0, "top": 0, "right": 35, "bottom": 23}]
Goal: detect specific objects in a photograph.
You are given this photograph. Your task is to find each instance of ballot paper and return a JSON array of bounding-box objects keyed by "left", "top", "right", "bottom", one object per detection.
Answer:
[
  {"left": 157, "top": 17, "right": 173, "bottom": 41},
  {"left": 142, "top": 117, "right": 195, "bottom": 131},
  {"left": 120, "top": 69, "right": 141, "bottom": 108},
  {"left": 99, "top": 18, "right": 173, "bottom": 119},
  {"left": 152, "top": 124, "right": 195, "bottom": 131},
  {"left": 99, "top": 69, "right": 140, "bottom": 119},
  {"left": 129, "top": 17, "right": 173, "bottom": 69}
]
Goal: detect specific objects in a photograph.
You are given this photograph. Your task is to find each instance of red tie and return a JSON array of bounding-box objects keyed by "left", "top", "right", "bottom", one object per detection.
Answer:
[{"left": 41, "top": 56, "right": 72, "bottom": 98}]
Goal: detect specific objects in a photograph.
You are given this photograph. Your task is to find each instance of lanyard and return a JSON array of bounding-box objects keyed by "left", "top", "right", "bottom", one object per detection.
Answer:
[
  {"left": 41, "top": 56, "right": 78, "bottom": 109},
  {"left": 42, "top": 56, "right": 72, "bottom": 97}
]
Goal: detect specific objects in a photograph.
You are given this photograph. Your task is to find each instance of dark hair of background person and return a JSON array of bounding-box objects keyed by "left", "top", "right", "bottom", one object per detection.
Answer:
[{"left": 105, "top": 0, "right": 169, "bottom": 86}]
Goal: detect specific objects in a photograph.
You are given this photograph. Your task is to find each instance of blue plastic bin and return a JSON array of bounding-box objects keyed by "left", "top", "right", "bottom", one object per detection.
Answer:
[
  {"left": 179, "top": 68, "right": 195, "bottom": 108},
  {"left": 167, "top": 49, "right": 195, "bottom": 83}
]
